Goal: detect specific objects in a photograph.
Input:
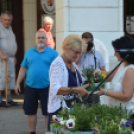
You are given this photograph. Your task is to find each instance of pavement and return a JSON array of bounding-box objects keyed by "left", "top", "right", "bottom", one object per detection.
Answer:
[{"left": 0, "top": 94, "right": 47, "bottom": 134}]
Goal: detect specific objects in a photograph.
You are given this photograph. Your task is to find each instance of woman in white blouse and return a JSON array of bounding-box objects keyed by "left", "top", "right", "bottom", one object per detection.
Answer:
[
  {"left": 94, "top": 36, "right": 134, "bottom": 130},
  {"left": 47, "top": 34, "right": 89, "bottom": 131}
]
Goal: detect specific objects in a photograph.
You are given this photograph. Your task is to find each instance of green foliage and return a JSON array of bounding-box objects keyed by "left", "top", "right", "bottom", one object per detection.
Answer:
[
  {"left": 56, "top": 102, "right": 133, "bottom": 133},
  {"left": 81, "top": 66, "right": 95, "bottom": 83},
  {"left": 81, "top": 65, "right": 104, "bottom": 83},
  {"left": 58, "top": 107, "right": 70, "bottom": 120},
  {"left": 119, "top": 127, "right": 132, "bottom": 134}
]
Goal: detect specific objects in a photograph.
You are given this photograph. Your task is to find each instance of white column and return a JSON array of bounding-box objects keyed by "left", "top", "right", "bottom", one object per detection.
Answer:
[
  {"left": 55, "top": 0, "right": 69, "bottom": 54},
  {"left": 23, "top": 0, "right": 37, "bottom": 52}
]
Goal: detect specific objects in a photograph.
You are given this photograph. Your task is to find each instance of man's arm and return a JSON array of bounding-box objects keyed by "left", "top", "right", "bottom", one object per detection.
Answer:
[
  {"left": 0, "top": 48, "right": 8, "bottom": 61},
  {"left": 15, "top": 67, "right": 27, "bottom": 95}
]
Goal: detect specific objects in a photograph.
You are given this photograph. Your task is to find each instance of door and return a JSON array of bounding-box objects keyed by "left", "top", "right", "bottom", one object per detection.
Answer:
[
  {"left": 0, "top": 0, "right": 24, "bottom": 92},
  {"left": 124, "top": 0, "right": 134, "bottom": 41}
]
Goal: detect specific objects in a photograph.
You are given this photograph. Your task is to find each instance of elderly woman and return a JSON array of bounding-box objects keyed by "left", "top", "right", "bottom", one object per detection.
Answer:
[
  {"left": 47, "top": 34, "right": 89, "bottom": 131},
  {"left": 94, "top": 36, "right": 134, "bottom": 129},
  {"left": 38, "top": 16, "right": 55, "bottom": 49}
]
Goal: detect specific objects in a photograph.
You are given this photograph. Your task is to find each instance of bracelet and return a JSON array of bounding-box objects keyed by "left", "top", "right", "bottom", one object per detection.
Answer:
[
  {"left": 104, "top": 89, "right": 108, "bottom": 95},
  {"left": 70, "top": 88, "right": 73, "bottom": 94}
]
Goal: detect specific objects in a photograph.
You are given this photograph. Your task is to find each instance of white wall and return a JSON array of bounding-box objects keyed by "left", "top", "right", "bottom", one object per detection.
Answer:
[{"left": 55, "top": 0, "right": 124, "bottom": 70}]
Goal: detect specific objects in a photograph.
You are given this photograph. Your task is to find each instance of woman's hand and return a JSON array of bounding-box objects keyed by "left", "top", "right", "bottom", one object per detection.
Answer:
[
  {"left": 76, "top": 83, "right": 89, "bottom": 96},
  {"left": 95, "top": 87, "right": 105, "bottom": 96},
  {"left": 92, "top": 70, "right": 101, "bottom": 76}
]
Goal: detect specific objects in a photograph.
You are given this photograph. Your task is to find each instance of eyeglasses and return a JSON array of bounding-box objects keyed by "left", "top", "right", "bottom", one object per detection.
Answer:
[{"left": 70, "top": 49, "right": 82, "bottom": 55}]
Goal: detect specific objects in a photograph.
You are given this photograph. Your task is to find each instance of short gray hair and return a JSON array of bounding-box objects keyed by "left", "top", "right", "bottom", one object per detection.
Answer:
[
  {"left": 43, "top": 16, "right": 53, "bottom": 24},
  {"left": 35, "top": 31, "right": 47, "bottom": 38},
  {"left": 1, "top": 11, "right": 13, "bottom": 17}
]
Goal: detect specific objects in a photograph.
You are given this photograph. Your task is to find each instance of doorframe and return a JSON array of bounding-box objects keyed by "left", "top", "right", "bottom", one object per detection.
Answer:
[
  {"left": 124, "top": 0, "right": 134, "bottom": 41},
  {"left": 12, "top": 0, "right": 24, "bottom": 92}
]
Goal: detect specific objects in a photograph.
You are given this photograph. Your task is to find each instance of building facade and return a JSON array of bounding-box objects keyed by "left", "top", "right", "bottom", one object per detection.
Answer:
[{"left": 0, "top": 0, "right": 134, "bottom": 74}]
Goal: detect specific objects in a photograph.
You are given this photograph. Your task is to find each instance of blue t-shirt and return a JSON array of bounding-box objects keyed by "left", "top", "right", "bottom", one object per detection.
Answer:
[{"left": 21, "top": 46, "right": 58, "bottom": 89}]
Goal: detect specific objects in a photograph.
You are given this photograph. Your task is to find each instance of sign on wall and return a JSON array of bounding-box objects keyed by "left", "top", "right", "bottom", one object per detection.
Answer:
[{"left": 41, "top": 0, "right": 55, "bottom": 14}]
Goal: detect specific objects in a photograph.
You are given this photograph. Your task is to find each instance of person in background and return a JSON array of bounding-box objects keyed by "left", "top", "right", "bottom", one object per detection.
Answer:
[
  {"left": 47, "top": 34, "right": 89, "bottom": 132},
  {"left": 38, "top": 16, "right": 55, "bottom": 49},
  {"left": 75, "top": 32, "right": 106, "bottom": 104},
  {"left": 94, "top": 36, "right": 134, "bottom": 130},
  {"left": 0, "top": 11, "right": 19, "bottom": 107},
  {"left": 15, "top": 31, "right": 58, "bottom": 134}
]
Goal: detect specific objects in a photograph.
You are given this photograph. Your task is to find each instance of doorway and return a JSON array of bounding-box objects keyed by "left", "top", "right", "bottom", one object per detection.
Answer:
[
  {"left": 37, "top": 0, "right": 56, "bottom": 46},
  {"left": 124, "top": 0, "right": 134, "bottom": 41},
  {"left": 0, "top": 0, "right": 24, "bottom": 92}
]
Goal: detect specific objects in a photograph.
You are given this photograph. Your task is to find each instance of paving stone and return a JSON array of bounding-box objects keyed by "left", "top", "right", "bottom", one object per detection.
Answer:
[{"left": 0, "top": 101, "right": 46, "bottom": 134}]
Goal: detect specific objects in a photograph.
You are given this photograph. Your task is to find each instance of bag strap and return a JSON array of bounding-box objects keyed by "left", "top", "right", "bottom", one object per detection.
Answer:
[
  {"left": 74, "top": 67, "right": 83, "bottom": 102},
  {"left": 74, "top": 67, "right": 80, "bottom": 87}
]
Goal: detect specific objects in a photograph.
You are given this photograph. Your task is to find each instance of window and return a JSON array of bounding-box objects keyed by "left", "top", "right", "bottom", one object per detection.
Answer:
[
  {"left": 0, "top": 0, "right": 12, "bottom": 14},
  {"left": 126, "top": 0, "right": 134, "bottom": 34}
]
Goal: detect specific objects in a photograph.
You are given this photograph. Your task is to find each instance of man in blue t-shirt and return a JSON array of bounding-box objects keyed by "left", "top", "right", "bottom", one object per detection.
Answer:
[{"left": 15, "top": 31, "right": 58, "bottom": 134}]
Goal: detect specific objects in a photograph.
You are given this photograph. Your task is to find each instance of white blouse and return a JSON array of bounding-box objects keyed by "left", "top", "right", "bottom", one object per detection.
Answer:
[
  {"left": 108, "top": 63, "right": 134, "bottom": 113},
  {"left": 48, "top": 56, "right": 77, "bottom": 113}
]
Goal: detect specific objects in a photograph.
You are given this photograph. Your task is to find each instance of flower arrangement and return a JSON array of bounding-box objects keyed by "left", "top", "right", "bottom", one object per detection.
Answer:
[
  {"left": 119, "top": 119, "right": 132, "bottom": 134},
  {"left": 50, "top": 102, "right": 133, "bottom": 134},
  {"left": 52, "top": 115, "right": 76, "bottom": 129},
  {"left": 81, "top": 66, "right": 106, "bottom": 93},
  {"left": 81, "top": 66, "right": 105, "bottom": 84}
]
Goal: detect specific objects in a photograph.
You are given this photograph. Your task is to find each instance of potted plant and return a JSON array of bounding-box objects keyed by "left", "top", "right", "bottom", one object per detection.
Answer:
[
  {"left": 50, "top": 102, "right": 133, "bottom": 134},
  {"left": 81, "top": 66, "right": 106, "bottom": 94},
  {"left": 50, "top": 102, "right": 94, "bottom": 134}
]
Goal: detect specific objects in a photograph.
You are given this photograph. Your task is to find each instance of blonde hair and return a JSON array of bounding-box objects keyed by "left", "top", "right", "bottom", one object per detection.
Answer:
[
  {"left": 62, "top": 34, "right": 87, "bottom": 52},
  {"left": 43, "top": 16, "right": 53, "bottom": 24}
]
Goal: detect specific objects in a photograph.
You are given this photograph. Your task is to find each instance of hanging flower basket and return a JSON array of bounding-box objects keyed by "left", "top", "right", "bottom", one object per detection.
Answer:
[
  {"left": 81, "top": 82, "right": 105, "bottom": 94},
  {"left": 81, "top": 66, "right": 106, "bottom": 94}
]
